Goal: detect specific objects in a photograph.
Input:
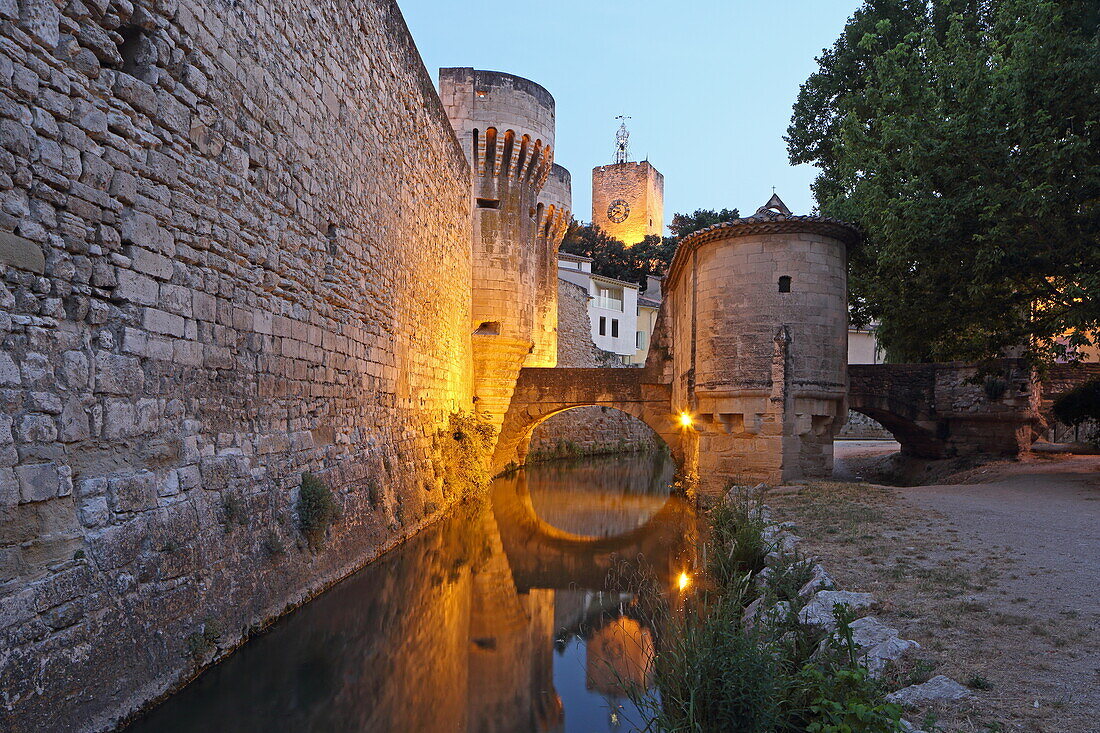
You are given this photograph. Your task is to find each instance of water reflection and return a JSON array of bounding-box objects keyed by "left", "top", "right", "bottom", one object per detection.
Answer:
[{"left": 127, "top": 452, "right": 695, "bottom": 733}]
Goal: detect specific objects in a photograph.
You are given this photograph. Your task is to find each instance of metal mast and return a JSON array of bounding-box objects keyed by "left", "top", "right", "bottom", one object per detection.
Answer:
[{"left": 613, "top": 115, "right": 631, "bottom": 164}]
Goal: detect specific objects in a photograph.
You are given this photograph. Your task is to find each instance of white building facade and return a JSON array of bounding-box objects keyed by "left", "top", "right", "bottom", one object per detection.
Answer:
[
  {"left": 558, "top": 253, "right": 640, "bottom": 362},
  {"left": 847, "top": 325, "right": 884, "bottom": 364}
]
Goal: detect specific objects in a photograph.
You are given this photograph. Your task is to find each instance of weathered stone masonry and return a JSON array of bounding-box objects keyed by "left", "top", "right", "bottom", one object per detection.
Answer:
[
  {"left": 0, "top": 1, "right": 475, "bottom": 730},
  {"left": 528, "top": 278, "right": 659, "bottom": 458}
]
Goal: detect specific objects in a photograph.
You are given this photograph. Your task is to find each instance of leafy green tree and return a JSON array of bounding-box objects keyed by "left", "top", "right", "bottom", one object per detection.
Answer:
[
  {"left": 788, "top": 0, "right": 1100, "bottom": 364},
  {"left": 560, "top": 207, "right": 740, "bottom": 289},
  {"left": 669, "top": 208, "right": 741, "bottom": 239},
  {"left": 559, "top": 221, "right": 675, "bottom": 288}
]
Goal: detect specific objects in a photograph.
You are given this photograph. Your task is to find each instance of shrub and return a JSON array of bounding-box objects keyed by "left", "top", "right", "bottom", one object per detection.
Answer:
[
  {"left": 707, "top": 491, "right": 771, "bottom": 587},
  {"left": 640, "top": 596, "right": 784, "bottom": 732},
  {"left": 221, "top": 492, "right": 246, "bottom": 528},
  {"left": 982, "top": 375, "right": 1008, "bottom": 401},
  {"left": 262, "top": 530, "right": 285, "bottom": 556},
  {"left": 789, "top": 665, "right": 902, "bottom": 733},
  {"left": 438, "top": 411, "right": 495, "bottom": 495},
  {"left": 1052, "top": 379, "right": 1100, "bottom": 432},
  {"left": 184, "top": 616, "right": 223, "bottom": 661},
  {"left": 298, "top": 472, "right": 338, "bottom": 549},
  {"left": 625, "top": 489, "right": 902, "bottom": 733}
]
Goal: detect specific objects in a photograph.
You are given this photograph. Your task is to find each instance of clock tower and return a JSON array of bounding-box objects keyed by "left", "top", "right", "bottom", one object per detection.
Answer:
[{"left": 591, "top": 120, "right": 664, "bottom": 246}]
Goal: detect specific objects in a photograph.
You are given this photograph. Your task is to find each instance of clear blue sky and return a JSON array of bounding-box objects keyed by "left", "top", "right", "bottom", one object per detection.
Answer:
[{"left": 400, "top": 1, "right": 862, "bottom": 233}]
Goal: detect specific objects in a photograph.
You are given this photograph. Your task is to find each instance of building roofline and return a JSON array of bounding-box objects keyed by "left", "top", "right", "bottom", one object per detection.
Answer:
[
  {"left": 589, "top": 272, "right": 640, "bottom": 290},
  {"left": 558, "top": 252, "right": 593, "bottom": 263},
  {"left": 666, "top": 215, "right": 860, "bottom": 296}
]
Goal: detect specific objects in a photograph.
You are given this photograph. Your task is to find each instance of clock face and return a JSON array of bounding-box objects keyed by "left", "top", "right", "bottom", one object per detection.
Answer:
[{"left": 607, "top": 199, "right": 630, "bottom": 224}]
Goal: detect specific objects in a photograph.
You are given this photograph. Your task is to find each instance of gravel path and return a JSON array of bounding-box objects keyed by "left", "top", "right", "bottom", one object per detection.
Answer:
[{"left": 769, "top": 442, "right": 1100, "bottom": 731}]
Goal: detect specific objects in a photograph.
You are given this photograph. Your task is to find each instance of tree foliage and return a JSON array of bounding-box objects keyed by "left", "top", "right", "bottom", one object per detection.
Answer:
[
  {"left": 559, "top": 220, "right": 673, "bottom": 288},
  {"left": 787, "top": 0, "right": 1100, "bottom": 364},
  {"left": 559, "top": 207, "right": 739, "bottom": 289},
  {"left": 1052, "top": 379, "right": 1100, "bottom": 429},
  {"left": 669, "top": 208, "right": 741, "bottom": 239}
]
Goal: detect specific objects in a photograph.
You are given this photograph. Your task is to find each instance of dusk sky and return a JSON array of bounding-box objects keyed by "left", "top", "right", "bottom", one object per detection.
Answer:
[{"left": 402, "top": 0, "right": 864, "bottom": 233}]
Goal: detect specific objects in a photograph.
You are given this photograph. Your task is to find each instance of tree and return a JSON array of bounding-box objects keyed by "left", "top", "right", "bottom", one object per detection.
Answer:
[
  {"left": 787, "top": 0, "right": 1100, "bottom": 364},
  {"left": 668, "top": 208, "right": 741, "bottom": 239},
  {"left": 560, "top": 207, "right": 740, "bottom": 289},
  {"left": 559, "top": 221, "right": 676, "bottom": 288}
]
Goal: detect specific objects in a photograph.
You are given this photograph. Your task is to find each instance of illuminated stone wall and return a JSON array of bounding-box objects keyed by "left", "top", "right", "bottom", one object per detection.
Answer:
[
  {"left": 439, "top": 69, "right": 568, "bottom": 427},
  {"left": 0, "top": 1, "right": 475, "bottom": 729},
  {"left": 591, "top": 161, "right": 664, "bottom": 245}
]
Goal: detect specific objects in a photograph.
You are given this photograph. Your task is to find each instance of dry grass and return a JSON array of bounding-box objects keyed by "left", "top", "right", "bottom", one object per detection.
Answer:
[{"left": 766, "top": 480, "right": 1099, "bottom": 733}]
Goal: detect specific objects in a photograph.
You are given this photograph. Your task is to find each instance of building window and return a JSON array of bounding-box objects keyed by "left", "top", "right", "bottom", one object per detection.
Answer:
[
  {"left": 636, "top": 331, "right": 646, "bottom": 349},
  {"left": 778, "top": 275, "right": 792, "bottom": 293},
  {"left": 476, "top": 198, "right": 500, "bottom": 209},
  {"left": 596, "top": 285, "right": 624, "bottom": 311},
  {"left": 599, "top": 316, "right": 606, "bottom": 336},
  {"left": 611, "top": 319, "right": 619, "bottom": 338}
]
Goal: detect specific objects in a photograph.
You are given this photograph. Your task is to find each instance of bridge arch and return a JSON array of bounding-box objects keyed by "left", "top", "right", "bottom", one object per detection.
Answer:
[
  {"left": 846, "top": 396, "right": 945, "bottom": 459},
  {"left": 492, "top": 367, "right": 686, "bottom": 474}
]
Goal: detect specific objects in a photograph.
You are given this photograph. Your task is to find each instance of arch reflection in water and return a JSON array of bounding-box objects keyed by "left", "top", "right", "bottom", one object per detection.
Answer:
[{"left": 125, "top": 452, "right": 695, "bottom": 733}]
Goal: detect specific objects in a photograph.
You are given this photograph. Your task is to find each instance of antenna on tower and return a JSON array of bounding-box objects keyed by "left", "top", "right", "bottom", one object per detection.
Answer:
[{"left": 613, "top": 116, "right": 631, "bottom": 164}]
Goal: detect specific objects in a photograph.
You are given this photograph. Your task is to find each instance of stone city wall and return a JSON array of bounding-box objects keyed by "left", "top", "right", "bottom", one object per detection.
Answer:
[
  {"left": 0, "top": 0, "right": 473, "bottom": 730},
  {"left": 528, "top": 279, "right": 659, "bottom": 459}
]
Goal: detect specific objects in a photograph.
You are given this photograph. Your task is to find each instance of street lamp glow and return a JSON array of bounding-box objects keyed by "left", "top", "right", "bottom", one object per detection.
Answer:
[{"left": 678, "top": 412, "right": 693, "bottom": 428}]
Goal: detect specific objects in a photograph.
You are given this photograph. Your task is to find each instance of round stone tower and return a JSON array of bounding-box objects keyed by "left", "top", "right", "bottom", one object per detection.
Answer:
[
  {"left": 662, "top": 195, "right": 859, "bottom": 490},
  {"left": 439, "top": 69, "right": 570, "bottom": 427}
]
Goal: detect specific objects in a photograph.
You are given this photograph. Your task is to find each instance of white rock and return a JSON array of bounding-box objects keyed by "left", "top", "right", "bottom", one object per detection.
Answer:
[
  {"left": 798, "top": 590, "right": 876, "bottom": 629},
  {"left": 824, "top": 616, "right": 920, "bottom": 677},
  {"left": 886, "top": 675, "right": 971, "bottom": 707},
  {"left": 741, "top": 597, "right": 791, "bottom": 632},
  {"left": 798, "top": 564, "right": 834, "bottom": 597}
]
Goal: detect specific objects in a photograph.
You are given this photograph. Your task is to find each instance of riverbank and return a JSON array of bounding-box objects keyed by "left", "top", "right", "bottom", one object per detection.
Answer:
[{"left": 767, "top": 448, "right": 1100, "bottom": 732}]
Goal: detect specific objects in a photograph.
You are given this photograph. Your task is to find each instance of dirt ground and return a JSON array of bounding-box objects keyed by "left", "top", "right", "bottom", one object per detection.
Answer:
[{"left": 766, "top": 441, "right": 1100, "bottom": 732}]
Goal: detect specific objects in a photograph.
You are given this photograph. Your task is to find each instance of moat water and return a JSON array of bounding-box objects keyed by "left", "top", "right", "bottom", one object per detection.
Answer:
[{"left": 127, "top": 452, "right": 696, "bottom": 733}]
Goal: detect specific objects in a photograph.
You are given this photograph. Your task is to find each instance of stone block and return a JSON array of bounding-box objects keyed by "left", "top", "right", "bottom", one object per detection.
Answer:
[
  {"left": 113, "top": 74, "right": 158, "bottom": 115},
  {"left": 94, "top": 352, "right": 143, "bottom": 395},
  {"left": 15, "top": 463, "right": 66, "bottom": 503},
  {"left": 78, "top": 494, "right": 109, "bottom": 528},
  {"left": 129, "top": 246, "right": 174, "bottom": 280},
  {"left": 108, "top": 471, "right": 157, "bottom": 513},
  {"left": 798, "top": 590, "right": 876, "bottom": 629},
  {"left": 0, "top": 351, "right": 19, "bottom": 387},
  {"left": 59, "top": 399, "right": 90, "bottom": 443},
  {"left": 886, "top": 675, "right": 971, "bottom": 707},
  {"left": 0, "top": 231, "right": 46, "bottom": 274},
  {"left": 0, "top": 467, "right": 17, "bottom": 506},
  {"left": 114, "top": 269, "right": 159, "bottom": 306},
  {"left": 18, "top": 0, "right": 60, "bottom": 48},
  {"left": 143, "top": 307, "right": 185, "bottom": 337},
  {"left": 18, "top": 414, "right": 57, "bottom": 443},
  {"left": 120, "top": 210, "right": 172, "bottom": 253}
]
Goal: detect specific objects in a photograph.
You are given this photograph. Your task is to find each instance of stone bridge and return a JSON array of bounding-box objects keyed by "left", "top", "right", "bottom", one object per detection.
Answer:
[
  {"left": 848, "top": 361, "right": 1042, "bottom": 459},
  {"left": 492, "top": 368, "right": 682, "bottom": 472},
  {"left": 491, "top": 201, "right": 1098, "bottom": 489}
]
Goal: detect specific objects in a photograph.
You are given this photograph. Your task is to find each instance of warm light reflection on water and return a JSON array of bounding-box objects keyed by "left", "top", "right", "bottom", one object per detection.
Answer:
[{"left": 125, "top": 452, "right": 694, "bottom": 733}]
